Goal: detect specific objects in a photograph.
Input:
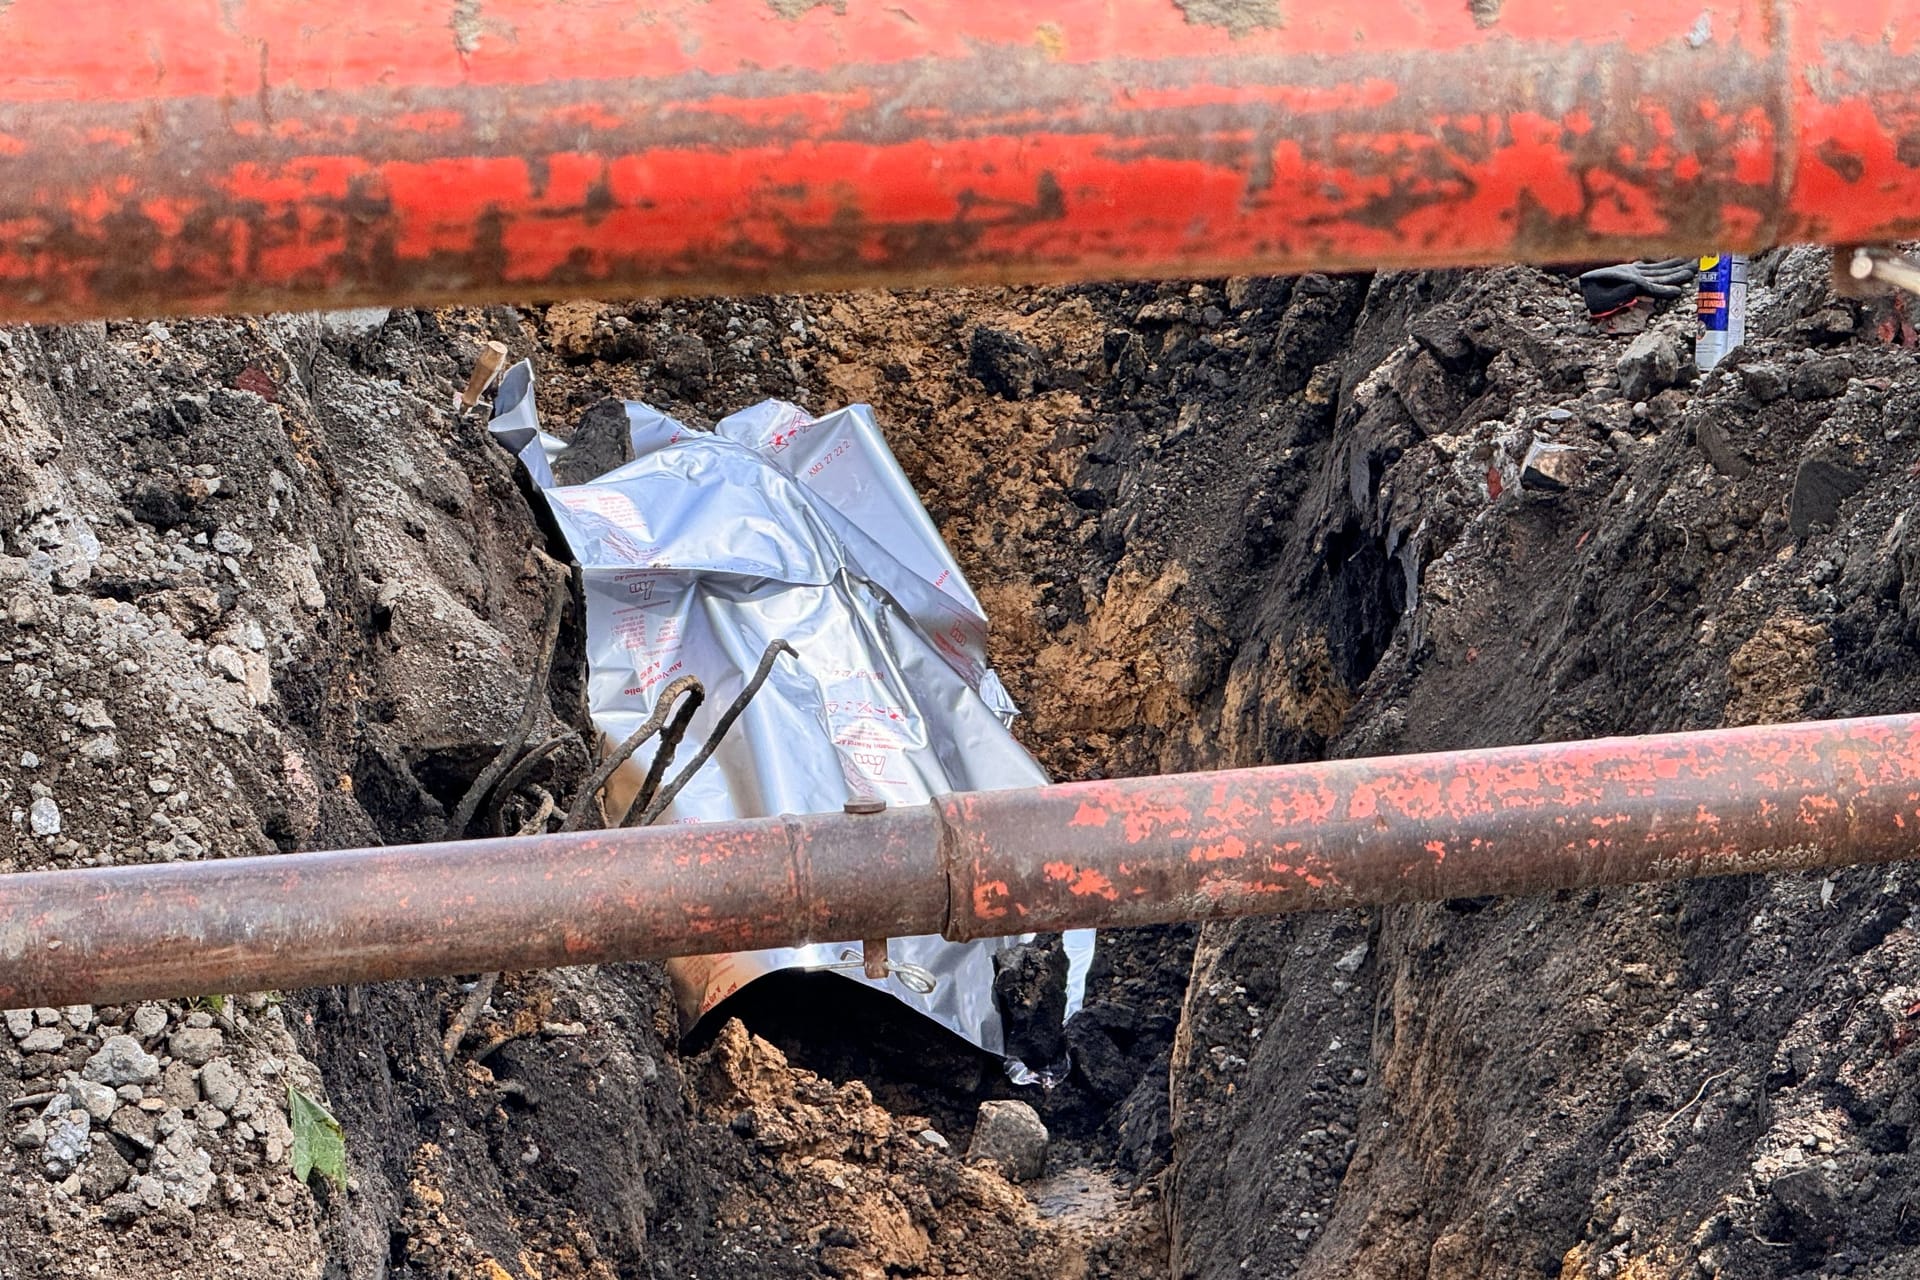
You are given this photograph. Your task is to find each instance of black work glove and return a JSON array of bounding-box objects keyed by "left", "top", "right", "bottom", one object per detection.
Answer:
[{"left": 1578, "top": 258, "right": 1698, "bottom": 316}]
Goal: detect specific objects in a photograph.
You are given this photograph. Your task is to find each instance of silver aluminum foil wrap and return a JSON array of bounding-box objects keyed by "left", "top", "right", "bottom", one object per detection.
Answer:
[{"left": 489, "top": 363, "right": 1091, "bottom": 1061}]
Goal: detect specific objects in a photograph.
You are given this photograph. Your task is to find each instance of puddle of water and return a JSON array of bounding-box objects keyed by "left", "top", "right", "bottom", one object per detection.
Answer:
[{"left": 1025, "top": 1166, "right": 1126, "bottom": 1225}]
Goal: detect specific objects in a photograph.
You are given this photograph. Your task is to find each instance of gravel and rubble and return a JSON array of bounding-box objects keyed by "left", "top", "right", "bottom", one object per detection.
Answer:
[
  {"left": 692, "top": 1019, "right": 1079, "bottom": 1280},
  {"left": 5, "top": 991, "right": 312, "bottom": 1265}
]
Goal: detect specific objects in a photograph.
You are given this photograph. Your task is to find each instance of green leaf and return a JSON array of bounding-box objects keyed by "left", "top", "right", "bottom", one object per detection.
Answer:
[{"left": 287, "top": 1085, "right": 347, "bottom": 1189}]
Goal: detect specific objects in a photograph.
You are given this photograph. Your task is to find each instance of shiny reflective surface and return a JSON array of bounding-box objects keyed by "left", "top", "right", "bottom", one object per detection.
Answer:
[{"left": 491, "top": 366, "right": 1088, "bottom": 1054}]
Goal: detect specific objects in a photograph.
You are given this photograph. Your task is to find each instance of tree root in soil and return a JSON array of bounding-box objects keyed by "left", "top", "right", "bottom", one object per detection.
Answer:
[
  {"left": 612, "top": 686, "right": 705, "bottom": 827},
  {"left": 440, "top": 625, "right": 796, "bottom": 1064},
  {"left": 489, "top": 737, "right": 573, "bottom": 836},
  {"left": 444, "top": 557, "right": 570, "bottom": 842},
  {"left": 629, "top": 638, "right": 796, "bottom": 828},
  {"left": 558, "top": 674, "right": 704, "bottom": 834}
]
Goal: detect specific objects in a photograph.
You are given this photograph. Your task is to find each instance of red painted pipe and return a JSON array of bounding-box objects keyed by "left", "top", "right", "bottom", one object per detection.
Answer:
[
  {"left": 4, "top": 714, "right": 1920, "bottom": 1009},
  {"left": 0, "top": 1, "right": 1915, "bottom": 322}
]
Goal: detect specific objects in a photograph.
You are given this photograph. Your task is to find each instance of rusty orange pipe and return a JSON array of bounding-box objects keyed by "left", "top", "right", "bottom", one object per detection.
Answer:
[
  {"left": 5, "top": 714, "right": 1920, "bottom": 1009},
  {"left": 0, "top": 1, "right": 1916, "bottom": 322}
]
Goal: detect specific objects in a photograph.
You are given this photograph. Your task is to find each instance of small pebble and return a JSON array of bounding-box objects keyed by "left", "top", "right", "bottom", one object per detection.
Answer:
[
  {"left": 28, "top": 796, "right": 60, "bottom": 836},
  {"left": 130, "top": 1004, "right": 169, "bottom": 1039}
]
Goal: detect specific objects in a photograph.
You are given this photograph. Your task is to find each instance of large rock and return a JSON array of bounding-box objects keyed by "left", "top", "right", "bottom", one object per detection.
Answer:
[
  {"left": 1739, "top": 362, "right": 1788, "bottom": 404},
  {"left": 1407, "top": 302, "right": 1476, "bottom": 372},
  {"left": 160, "top": 1060, "right": 200, "bottom": 1111},
  {"left": 67, "top": 1078, "right": 119, "bottom": 1123},
  {"left": 12, "top": 1116, "right": 46, "bottom": 1150},
  {"left": 969, "top": 326, "right": 1044, "bottom": 400},
  {"left": 1694, "top": 412, "right": 1753, "bottom": 478},
  {"left": 1520, "top": 440, "right": 1585, "bottom": 492},
  {"left": 550, "top": 399, "right": 637, "bottom": 487},
  {"left": 18, "top": 1025, "right": 64, "bottom": 1053},
  {"left": 1770, "top": 1166, "right": 1843, "bottom": 1241},
  {"left": 82, "top": 1143, "right": 133, "bottom": 1201},
  {"left": 1789, "top": 355, "right": 1854, "bottom": 401},
  {"left": 149, "top": 1126, "right": 216, "bottom": 1208},
  {"left": 109, "top": 1106, "right": 157, "bottom": 1151},
  {"left": 129, "top": 1003, "right": 168, "bottom": 1040},
  {"left": 966, "top": 1100, "right": 1049, "bottom": 1183},
  {"left": 198, "top": 1057, "right": 242, "bottom": 1112},
  {"left": 1617, "top": 331, "right": 1687, "bottom": 401},
  {"left": 317, "top": 307, "right": 390, "bottom": 339},
  {"left": 101, "top": 1192, "right": 146, "bottom": 1226},
  {"left": 27, "top": 796, "right": 60, "bottom": 836},
  {"left": 1389, "top": 350, "right": 1465, "bottom": 437},
  {"left": 83, "top": 1035, "right": 160, "bottom": 1086},
  {"left": 42, "top": 1110, "right": 90, "bottom": 1179}
]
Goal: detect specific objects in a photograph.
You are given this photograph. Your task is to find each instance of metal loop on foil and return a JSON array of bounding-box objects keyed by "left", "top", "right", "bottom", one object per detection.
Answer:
[{"left": 829, "top": 947, "right": 938, "bottom": 995}]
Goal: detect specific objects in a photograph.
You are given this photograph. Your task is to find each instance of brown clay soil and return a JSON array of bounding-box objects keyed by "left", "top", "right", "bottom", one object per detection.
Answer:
[{"left": 6, "top": 249, "right": 1920, "bottom": 1280}]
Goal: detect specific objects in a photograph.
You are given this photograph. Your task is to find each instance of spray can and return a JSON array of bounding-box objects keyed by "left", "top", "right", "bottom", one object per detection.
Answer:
[{"left": 1696, "top": 253, "right": 1748, "bottom": 371}]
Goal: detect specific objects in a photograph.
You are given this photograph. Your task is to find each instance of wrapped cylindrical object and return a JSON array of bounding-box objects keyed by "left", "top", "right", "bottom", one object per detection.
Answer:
[{"left": 489, "top": 365, "right": 1090, "bottom": 1065}]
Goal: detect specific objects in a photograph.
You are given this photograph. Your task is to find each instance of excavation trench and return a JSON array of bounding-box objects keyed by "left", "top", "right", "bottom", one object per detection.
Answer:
[{"left": 8, "top": 255, "right": 1920, "bottom": 1280}]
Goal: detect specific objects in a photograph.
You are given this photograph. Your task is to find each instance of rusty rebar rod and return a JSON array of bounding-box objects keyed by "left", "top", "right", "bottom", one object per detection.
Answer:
[
  {"left": 0, "top": 1, "right": 1916, "bottom": 323},
  {"left": 5, "top": 714, "right": 1920, "bottom": 1010}
]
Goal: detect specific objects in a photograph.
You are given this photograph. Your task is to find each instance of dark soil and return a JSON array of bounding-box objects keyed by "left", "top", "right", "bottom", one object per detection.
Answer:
[{"left": 1159, "top": 254, "right": 1920, "bottom": 1280}]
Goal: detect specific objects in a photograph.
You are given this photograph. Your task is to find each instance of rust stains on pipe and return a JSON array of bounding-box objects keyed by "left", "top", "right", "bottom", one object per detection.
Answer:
[
  {"left": 7, "top": 715, "right": 1920, "bottom": 1009},
  {"left": 941, "top": 713, "right": 1920, "bottom": 937},
  {"left": 0, "top": 1, "right": 1915, "bottom": 323},
  {"left": 0, "top": 806, "right": 944, "bottom": 1009}
]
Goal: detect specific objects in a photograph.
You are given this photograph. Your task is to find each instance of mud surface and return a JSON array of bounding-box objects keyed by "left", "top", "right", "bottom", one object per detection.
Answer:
[{"left": 4, "top": 249, "right": 1920, "bottom": 1280}]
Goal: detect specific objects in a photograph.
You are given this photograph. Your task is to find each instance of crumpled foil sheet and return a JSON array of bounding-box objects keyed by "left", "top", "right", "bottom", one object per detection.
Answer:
[{"left": 490, "top": 363, "right": 1091, "bottom": 1066}]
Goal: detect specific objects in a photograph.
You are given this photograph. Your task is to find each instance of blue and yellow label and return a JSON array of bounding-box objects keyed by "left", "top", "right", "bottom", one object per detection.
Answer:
[{"left": 1697, "top": 255, "right": 1734, "bottom": 329}]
